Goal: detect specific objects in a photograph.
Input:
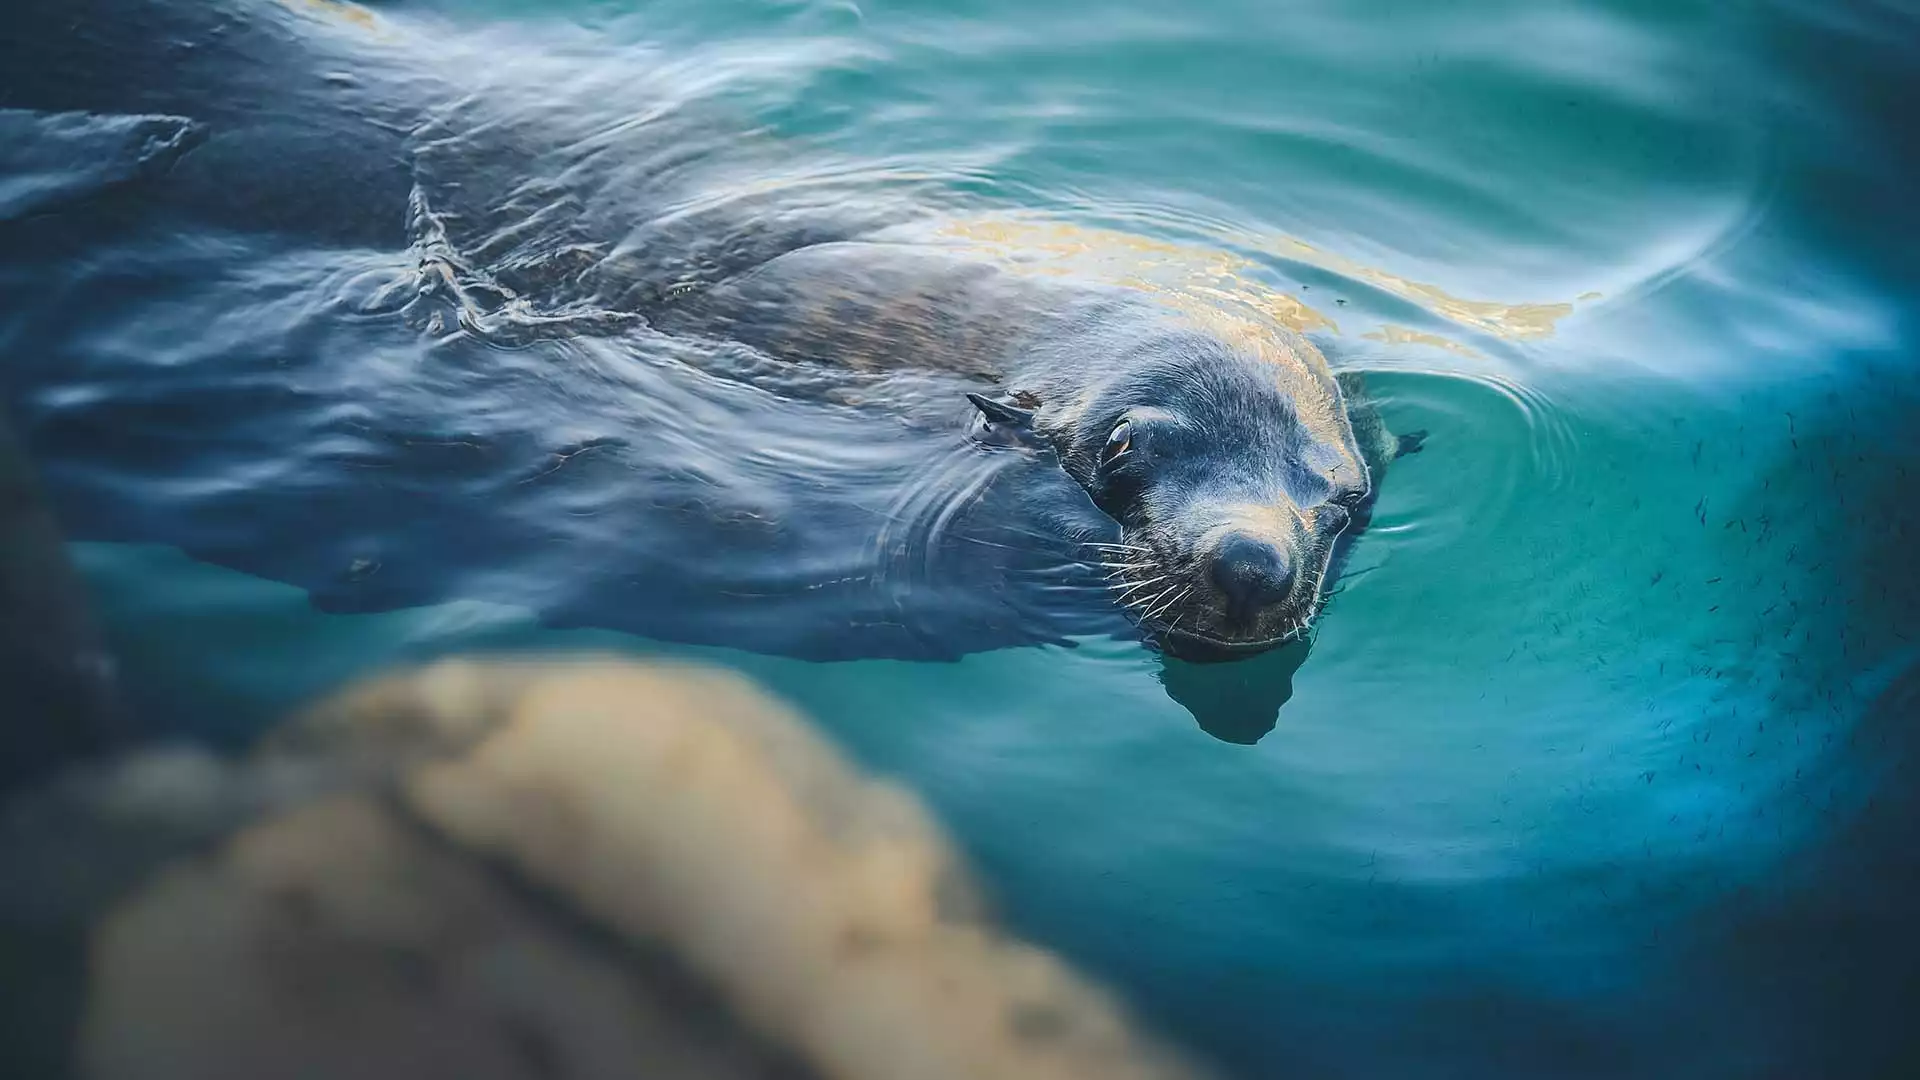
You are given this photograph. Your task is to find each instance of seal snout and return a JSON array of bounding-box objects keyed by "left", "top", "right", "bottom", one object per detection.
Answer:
[{"left": 1208, "top": 532, "right": 1295, "bottom": 621}]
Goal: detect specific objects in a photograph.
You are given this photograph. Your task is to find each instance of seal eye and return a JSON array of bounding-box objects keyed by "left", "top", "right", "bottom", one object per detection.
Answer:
[{"left": 1103, "top": 421, "right": 1133, "bottom": 464}]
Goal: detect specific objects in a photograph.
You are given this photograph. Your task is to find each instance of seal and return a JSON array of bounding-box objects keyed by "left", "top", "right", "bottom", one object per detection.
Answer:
[
  {"left": 646, "top": 238, "right": 1425, "bottom": 658},
  {"left": 1, "top": 0, "right": 1424, "bottom": 663}
]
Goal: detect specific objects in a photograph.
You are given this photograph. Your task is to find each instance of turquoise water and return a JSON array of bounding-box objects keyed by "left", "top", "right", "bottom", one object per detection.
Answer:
[{"left": 5, "top": 0, "right": 1920, "bottom": 1076}]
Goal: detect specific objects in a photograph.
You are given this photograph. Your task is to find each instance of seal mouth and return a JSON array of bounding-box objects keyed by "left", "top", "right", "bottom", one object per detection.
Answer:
[{"left": 1154, "top": 622, "right": 1307, "bottom": 662}]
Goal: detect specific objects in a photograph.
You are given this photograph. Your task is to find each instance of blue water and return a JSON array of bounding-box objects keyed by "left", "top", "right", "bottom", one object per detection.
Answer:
[{"left": 4, "top": 0, "right": 1919, "bottom": 1077}]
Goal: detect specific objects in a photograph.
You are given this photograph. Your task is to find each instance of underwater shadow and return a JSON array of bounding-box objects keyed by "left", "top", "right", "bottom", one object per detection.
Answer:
[{"left": 1153, "top": 638, "right": 1313, "bottom": 745}]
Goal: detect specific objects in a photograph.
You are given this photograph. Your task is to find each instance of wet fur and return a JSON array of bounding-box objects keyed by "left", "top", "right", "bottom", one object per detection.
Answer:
[{"left": 2, "top": 0, "right": 1419, "bottom": 660}]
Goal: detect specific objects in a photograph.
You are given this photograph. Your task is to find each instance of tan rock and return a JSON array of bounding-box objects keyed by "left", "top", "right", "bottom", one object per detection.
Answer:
[{"left": 74, "top": 657, "right": 1211, "bottom": 1080}]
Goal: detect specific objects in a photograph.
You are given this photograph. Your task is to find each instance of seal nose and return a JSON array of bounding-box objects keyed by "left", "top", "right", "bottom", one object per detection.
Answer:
[{"left": 1209, "top": 533, "right": 1294, "bottom": 617}]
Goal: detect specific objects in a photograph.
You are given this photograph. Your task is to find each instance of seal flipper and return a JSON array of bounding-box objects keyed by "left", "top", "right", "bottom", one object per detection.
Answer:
[
  {"left": 0, "top": 110, "right": 205, "bottom": 222},
  {"left": 2, "top": 0, "right": 420, "bottom": 249}
]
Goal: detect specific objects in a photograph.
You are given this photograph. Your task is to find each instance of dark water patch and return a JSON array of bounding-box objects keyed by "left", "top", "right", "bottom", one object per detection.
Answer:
[{"left": 0, "top": 410, "right": 125, "bottom": 792}]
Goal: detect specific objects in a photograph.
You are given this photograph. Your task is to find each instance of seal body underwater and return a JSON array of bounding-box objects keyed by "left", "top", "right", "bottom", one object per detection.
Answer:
[{"left": 0, "top": 0, "right": 1423, "bottom": 663}]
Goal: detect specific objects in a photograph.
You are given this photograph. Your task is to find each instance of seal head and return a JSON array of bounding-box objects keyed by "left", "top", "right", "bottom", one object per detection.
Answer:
[{"left": 971, "top": 318, "right": 1374, "bottom": 661}]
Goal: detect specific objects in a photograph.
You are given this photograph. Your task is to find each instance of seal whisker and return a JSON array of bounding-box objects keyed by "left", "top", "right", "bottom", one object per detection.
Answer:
[
  {"left": 1165, "top": 584, "right": 1197, "bottom": 621},
  {"left": 1111, "top": 574, "right": 1171, "bottom": 600},
  {"left": 1145, "top": 594, "right": 1189, "bottom": 628},
  {"left": 1135, "top": 582, "right": 1185, "bottom": 623},
  {"left": 1143, "top": 584, "right": 1193, "bottom": 625},
  {"left": 1131, "top": 584, "right": 1179, "bottom": 618}
]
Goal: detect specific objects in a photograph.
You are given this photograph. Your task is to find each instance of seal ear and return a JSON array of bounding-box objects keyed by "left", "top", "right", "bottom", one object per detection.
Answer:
[
  {"left": 966, "top": 393, "right": 1034, "bottom": 430},
  {"left": 965, "top": 393, "right": 1047, "bottom": 451}
]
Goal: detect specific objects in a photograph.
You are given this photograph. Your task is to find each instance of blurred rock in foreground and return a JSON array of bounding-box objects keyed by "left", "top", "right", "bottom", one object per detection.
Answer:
[{"left": 3, "top": 656, "right": 1210, "bottom": 1080}]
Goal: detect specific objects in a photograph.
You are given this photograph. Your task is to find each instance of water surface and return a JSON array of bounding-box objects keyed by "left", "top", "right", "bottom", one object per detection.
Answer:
[{"left": 4, "top": 0, "right": 1918, "bottom": 1077}]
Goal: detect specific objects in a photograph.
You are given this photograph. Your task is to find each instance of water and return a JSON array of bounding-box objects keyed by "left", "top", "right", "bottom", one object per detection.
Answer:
[{"left": 4, "top": 0, "right": 1918, "bottom": 1076}]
